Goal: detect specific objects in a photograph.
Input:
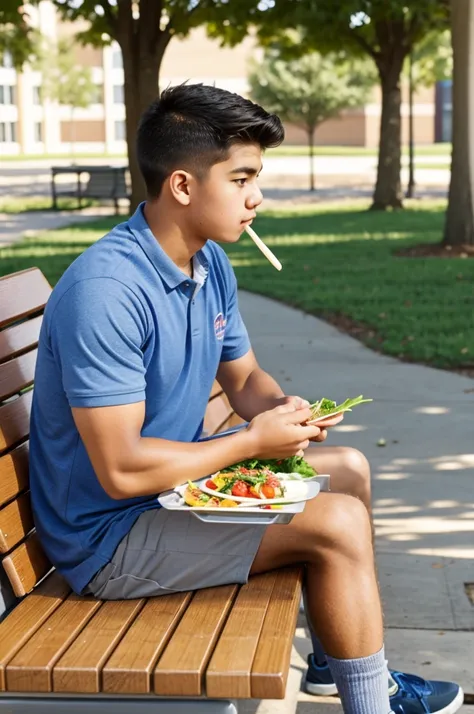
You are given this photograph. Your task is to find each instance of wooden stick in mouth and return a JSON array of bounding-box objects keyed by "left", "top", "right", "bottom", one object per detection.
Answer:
[{"left": 244, "top": 224, "right": 282, "bottom": 271}]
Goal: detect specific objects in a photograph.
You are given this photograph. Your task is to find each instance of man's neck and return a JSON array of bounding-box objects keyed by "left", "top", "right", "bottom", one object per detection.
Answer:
[{"left": 143, "top": 200, "right": 203, "bottom": 276}]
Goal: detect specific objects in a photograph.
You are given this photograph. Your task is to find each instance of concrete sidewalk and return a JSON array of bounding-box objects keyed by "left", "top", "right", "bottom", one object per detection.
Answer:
[
  {"left": 0, "top": 206, "right": 119, "bottom": 245},
  {"left": 239, "top": 292, "right": 474, "bottom": 712}
]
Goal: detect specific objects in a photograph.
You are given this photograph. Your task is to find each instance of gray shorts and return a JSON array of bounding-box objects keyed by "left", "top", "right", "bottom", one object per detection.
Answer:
[{"left": 84, "top": 507, "right": 267, "bottom": 600}]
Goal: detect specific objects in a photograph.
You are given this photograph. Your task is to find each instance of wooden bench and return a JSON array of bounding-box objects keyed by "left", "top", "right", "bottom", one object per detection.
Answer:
[
  {"left": 51, "top": 166, "right": 130, "bottom": 213},
  {"left": 0, "top": 267, "right": 304, "bottom": 713}
]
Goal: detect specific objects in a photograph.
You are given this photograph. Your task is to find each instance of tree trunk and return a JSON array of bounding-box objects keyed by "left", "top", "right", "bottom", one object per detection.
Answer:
[
  {"left": 371, "top": 49, "right": 406, "bottom": 210},
  {"left": 308, "top": 126, "right": 315, "bottom": 191},
  {"left": 118, "top": 18, "right": 171, "bottom": 212},
  {"left": 443, "top": 0, "right": 474, "bottom": 246},
  {"left": 406, "top": 50, "right": 415, "bottom": 198}
]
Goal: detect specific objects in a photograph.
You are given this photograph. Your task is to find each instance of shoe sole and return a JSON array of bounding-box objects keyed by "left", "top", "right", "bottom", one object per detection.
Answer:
[
  {"left": 304, "top": 680, "right": 338, "bottom": 696},
  {"left": 428, "top": 687, "right": 464, "bottom": 714},
  {"left": 304, "top": 683, "right": 464, "bottom": 711}
]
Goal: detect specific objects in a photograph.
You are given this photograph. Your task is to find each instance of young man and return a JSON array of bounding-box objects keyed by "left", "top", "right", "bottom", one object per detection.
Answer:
[{"left": 29, "top": 84, "right": 463, "bottom": 714}]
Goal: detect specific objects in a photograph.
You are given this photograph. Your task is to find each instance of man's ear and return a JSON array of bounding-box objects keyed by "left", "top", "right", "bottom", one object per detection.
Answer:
[{"left": 169, "top": 169, "right": 193, "bottom": 206}]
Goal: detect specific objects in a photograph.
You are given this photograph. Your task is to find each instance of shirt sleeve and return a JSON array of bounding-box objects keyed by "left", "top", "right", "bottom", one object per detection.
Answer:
[
  {"left": 48, "top": 278, "right": 148, "bottom": 408},
  {"left": 220, "top": 262, "right": 251, "bottom": 363}
]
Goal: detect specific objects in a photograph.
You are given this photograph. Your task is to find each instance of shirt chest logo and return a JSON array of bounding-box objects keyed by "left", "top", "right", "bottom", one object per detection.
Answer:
[{"left": 214, "top": 312, "right": 227, "bottom": 340}]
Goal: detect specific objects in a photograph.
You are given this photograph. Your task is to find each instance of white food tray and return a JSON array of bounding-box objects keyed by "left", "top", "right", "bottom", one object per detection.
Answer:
[{"left": 158, "top": 477, "right": 325, "bottom": 525}]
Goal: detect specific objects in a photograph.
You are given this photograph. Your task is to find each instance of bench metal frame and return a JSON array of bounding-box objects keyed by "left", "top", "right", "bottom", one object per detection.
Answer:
[{"left": 0, "top": 693, "right": 238, "bottom": 713}]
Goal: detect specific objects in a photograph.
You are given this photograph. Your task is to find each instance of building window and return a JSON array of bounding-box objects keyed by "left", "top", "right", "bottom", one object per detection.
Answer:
[
  {"left": 112, "top": 48, "right": 123, "bottom": 69},
  {"left": 114, "top": 120, "right": 126, "bottom": 141},
  {"left": 435, "top": 79, "right": 452, "bottom": 143},
  {"left": 33, "top": 86, "right": 42, "bottom": 105},
  {"left": 0, "top": 122, "right": 17, "bottom": 142},
  {"left": 2, "top": 51, "right": 13, "bottom": 68},
  {"left": 92, "top": 84, "right": 103, "bottom": 104},
  {"left": 0, "top": 85, "right": 16, "bottom": 105},
  {"left": 35, "top": 122, "right": 43, "bottom": 142},
  {"left": 113, "top": 84, "right": 124, "bottom": 104}
]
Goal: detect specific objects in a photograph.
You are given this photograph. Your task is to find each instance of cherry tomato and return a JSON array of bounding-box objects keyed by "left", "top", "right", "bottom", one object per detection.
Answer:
[
  {"left": 261, "top": 484, "right": 275, "bottom": 499},
  {"left": 205, "top": 480, "right": 217, "bottom": 490},
  {"left": 232, "top": 480, "right": 250, "bottom": 498}
]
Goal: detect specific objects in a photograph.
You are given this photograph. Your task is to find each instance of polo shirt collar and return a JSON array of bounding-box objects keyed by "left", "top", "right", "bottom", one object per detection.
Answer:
[{"left": 128, "top": 202, "right": 209, "bottom": 290}]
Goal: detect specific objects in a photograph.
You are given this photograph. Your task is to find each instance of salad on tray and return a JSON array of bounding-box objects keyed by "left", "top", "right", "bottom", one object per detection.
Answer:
[{"left": 181, "top": 455, "right": 317, "bottom": 510}]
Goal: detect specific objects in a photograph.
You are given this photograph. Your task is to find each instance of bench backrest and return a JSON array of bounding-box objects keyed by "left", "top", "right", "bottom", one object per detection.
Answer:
[
  {"left": 83, "top": 169, "right": 128, "bottom": 199},
  {"left": 0, "top": 267, "right": 241, "bottom": 611}
]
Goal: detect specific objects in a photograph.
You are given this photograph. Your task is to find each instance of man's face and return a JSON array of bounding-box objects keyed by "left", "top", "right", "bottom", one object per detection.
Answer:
[{"left": 188, "top": 142, "right": 264, "bottom": 244}]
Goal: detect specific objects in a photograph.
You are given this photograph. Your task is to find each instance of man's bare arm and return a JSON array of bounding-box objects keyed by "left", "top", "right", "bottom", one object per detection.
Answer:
[
  {"left": 72, "top": 400, "right": 320, "bottom": 500},
  {"left": 217, "top": 349, "right": 286, "bottom": 421}
]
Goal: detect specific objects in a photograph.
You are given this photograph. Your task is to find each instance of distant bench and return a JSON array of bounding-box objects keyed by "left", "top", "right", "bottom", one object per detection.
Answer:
[{"left": 50, "top": 166, "right": 130, "bottom": 214}]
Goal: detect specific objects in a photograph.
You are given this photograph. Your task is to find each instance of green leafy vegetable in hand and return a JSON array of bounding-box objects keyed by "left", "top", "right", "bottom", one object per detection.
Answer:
[
  {"left": 309, "top": 395, "right": 372, "bottom": 419},
  {"left": 221, "top": 455, "right": 317, "bottom": 478}
]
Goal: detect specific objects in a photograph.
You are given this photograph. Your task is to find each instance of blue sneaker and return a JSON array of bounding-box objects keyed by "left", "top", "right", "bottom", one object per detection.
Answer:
[
  {"left": 389, "top": 670, "right": 464, "bottom": 714},
  {"left": 304, "top": 655, "right": 464, "bottom": 713},
  {"left": 304, "top": 654, "right": 338, "bottom": 695}
]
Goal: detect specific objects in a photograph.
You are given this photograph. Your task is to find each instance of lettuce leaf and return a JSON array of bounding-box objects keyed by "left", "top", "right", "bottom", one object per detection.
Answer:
[{"left": 309, "top": 395, "right": 372, "bottom": 419}]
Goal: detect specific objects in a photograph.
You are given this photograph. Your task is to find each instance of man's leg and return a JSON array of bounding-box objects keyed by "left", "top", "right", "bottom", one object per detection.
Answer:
[
  {"left": 300, "top": 445, "right": 464, "bottom": 714},
  {"left": 250, "top": 491, "right": 392, "bottom": 714}
]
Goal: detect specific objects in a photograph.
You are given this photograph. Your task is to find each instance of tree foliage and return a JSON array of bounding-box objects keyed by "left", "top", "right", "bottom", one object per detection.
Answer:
[
  {"left": 40, "top": 40, "right": 97, "bottom": 110},
  {"left": 211, "top": 0, "right": 450, "bottom": 210},
  {"left": 0, "top": 0, "right": 38, "bottom": 68},
  {"left": 410, "top": 28, "right": 452, "bottom": 89},
  {"left": 249, "top": 48, "right": 375, "bottom": 189}
]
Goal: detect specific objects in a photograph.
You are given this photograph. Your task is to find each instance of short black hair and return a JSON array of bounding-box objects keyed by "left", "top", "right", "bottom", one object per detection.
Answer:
[{"left": 136, "top": 83, "right": 284, "bottom": 198}]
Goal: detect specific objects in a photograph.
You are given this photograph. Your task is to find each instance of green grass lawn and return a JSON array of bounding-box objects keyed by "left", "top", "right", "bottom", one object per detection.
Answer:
[
  {"left": 0, "top": 143, "right": 452, "bottom": 161},
  {"left": 0, "top": 196, "right": 98, "bottom": 213},
  {"left": 1, "top": 199, "right": 472, "bottom": 371}
]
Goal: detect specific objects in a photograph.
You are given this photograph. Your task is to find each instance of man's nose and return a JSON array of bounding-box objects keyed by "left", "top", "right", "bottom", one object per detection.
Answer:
[{"left": 247, "top": 184, "right": 263, "bottom": 209}]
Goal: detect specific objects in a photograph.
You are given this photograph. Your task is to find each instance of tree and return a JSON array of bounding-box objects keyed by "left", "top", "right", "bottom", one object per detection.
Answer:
[
  {"left": 40, "top": 40, "right": 97, "bottom": 158},
  {"left": 211, "top": 0, "right": 450, "bottom": 210},
  {"left": 404, "top": 28, "right": 452, "bottom": 197},
  {"left": 443, "top": 0, "right": 474, "bottom": 246},
  {"left": 51, "top": 0, "right": 260, "bottom": 210},
  {"left": 248, "top": 49, "right": 374, "bottom": 190},
  {"left": 0, "top": 1, "right": 37, "bottom": 67}
]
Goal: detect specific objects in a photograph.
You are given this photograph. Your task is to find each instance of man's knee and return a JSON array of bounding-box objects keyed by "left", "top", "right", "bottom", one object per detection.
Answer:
[
  {"left": 339, "top": 446, "right": 371, "bottom": 497},
  {"left": 303, "top": 493, "right": 373, "bottom": 564}
]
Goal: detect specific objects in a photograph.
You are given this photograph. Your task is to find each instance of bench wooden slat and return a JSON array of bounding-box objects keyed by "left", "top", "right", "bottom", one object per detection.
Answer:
[
  {"left": 52, "top": 599, "right": 145, "bottom": 693},
  {"left": 0, "top": 491, "right": 34, "bottom": 553},
  {"left": 0, "top": 316, "right": 42, "bottom": 364},
  {"left": 0, "top": 390, "right": 32, "bottom": 454},
  {"left": 102, "top": 591, "right": 192, "bottom": 694},
  {"left": 251, "top": 567, "right": 303, "bottom": 699},
  {"left": 0, "top": 269, "right": 51, "bottom": 330},
  {"left": 0, "top": 572, "right": 70, "bottom": 691},
  {"left": 206, "top": 571, "right": 277, "bottom": 698},
  {"left": 203, "top": 393, "right": 234, "bottom": 437},
  {"left": 6, "top": 594, "right": 103, "bottom": 692},
  {"left": 0, "top": 350, "right": 37, "bottom": 402},
  {"left": 2, "top": 533, "right": 52, "bottom": 596},
  {"left": 0, "top": 441, "right": 29, "bottom": 507},
  {"left": 153, "top": 584, "right": 238, "bottom": 697}
]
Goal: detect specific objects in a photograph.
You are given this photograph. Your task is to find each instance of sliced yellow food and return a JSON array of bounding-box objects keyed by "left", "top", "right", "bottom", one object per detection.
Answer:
[{"left": 218, "top": 498, "right": 239, "bottom": 508}]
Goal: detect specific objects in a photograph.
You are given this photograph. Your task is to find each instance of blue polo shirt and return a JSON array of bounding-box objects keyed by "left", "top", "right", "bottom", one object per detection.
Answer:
[{"left": 29, "top": 203, "right": 250, "bottom": 594}]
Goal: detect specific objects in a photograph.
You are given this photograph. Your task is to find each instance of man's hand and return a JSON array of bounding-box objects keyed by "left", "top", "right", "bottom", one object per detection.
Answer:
[
  {"left": 277, "top": 395, "right": 328, "bottom": 443},
  {"left": 246, "top": 403, "right": 322, "bottom": 459}
]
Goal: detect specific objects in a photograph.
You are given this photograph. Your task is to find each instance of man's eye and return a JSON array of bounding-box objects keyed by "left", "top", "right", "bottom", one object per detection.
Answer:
[{"left": 234, "top": 178, "right": 247, "bottom": 186}]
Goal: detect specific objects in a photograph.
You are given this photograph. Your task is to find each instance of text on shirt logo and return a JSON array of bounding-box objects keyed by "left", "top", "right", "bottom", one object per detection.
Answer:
[{"left": 214, "top": 312, "right": 227, "bottom": 340}]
